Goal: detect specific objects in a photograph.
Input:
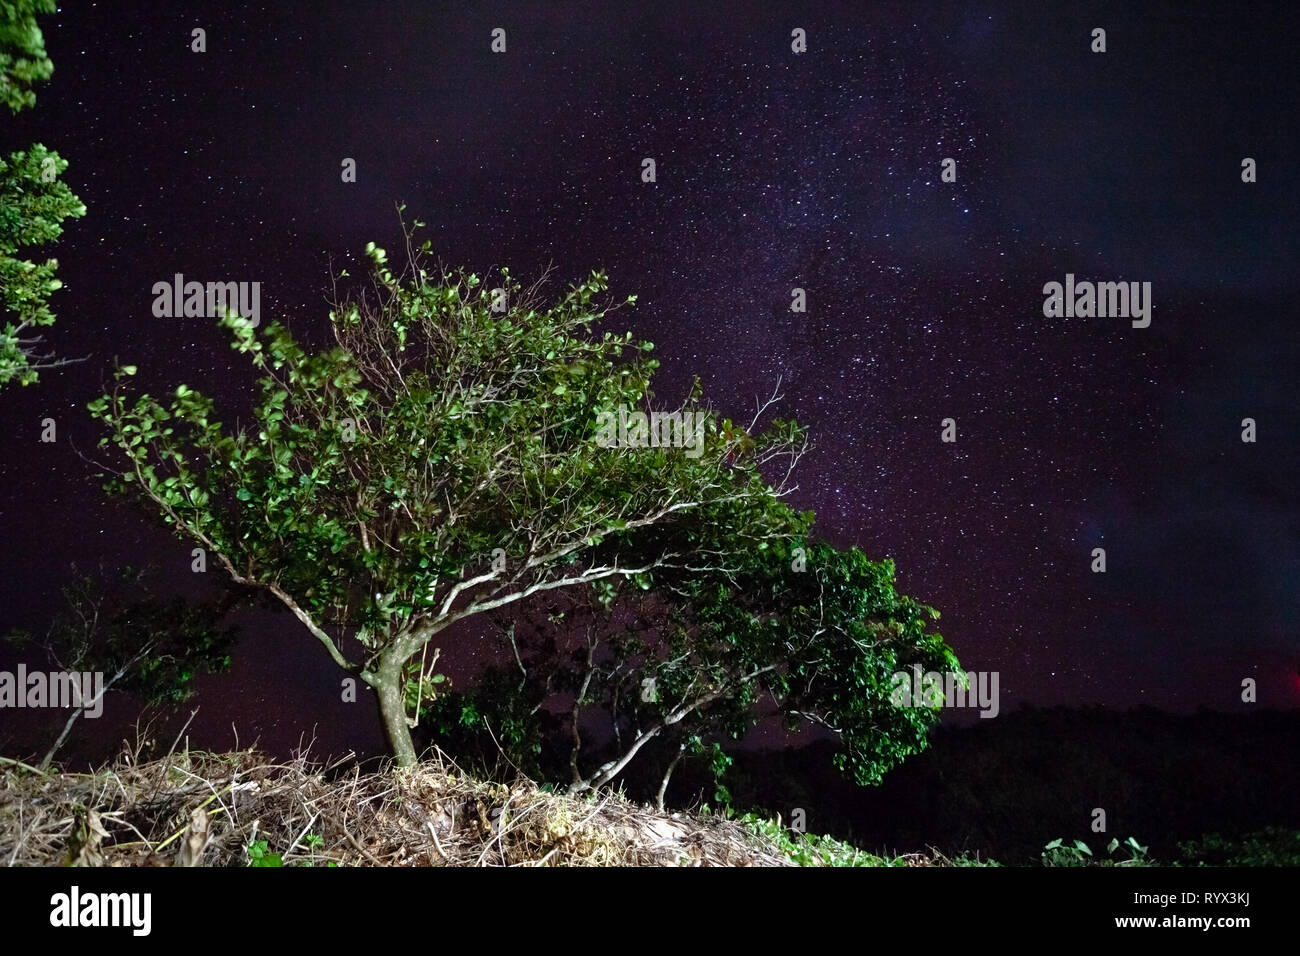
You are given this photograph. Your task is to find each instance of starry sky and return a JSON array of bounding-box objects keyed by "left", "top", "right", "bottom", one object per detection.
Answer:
[{"left": 1, "top": 0, "right": 1297, "bottom": 758}]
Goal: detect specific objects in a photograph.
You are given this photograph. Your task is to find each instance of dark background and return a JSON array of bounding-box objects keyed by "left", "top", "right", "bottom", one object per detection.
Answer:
[{"left": 1, "top": 1, "right": 1297, "bottom": 770}]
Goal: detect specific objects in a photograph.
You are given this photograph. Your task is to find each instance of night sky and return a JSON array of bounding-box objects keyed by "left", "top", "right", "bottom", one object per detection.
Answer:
[{"left": 2, "top": 0, "right": 1297, "bottom": 760}]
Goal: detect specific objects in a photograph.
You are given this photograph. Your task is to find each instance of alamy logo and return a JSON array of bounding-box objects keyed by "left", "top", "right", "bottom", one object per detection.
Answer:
[
  {"left": 594, "top": 404, "right": 707, "bottom": 459},
  {"left": 152, "top": 273, "right": 260, "bottom": 327},
  {"left": 0, "top": 666, "right": 104, "bottom": 718},
  {"left": 889, "top": 665, "right": 1000, "bottom": 718},
  {"left": 1042, "top": 273, "right": 1151, "bottom": 328},
  {"left": 50, "top": 886, "right": 151, "bottom": 936}
]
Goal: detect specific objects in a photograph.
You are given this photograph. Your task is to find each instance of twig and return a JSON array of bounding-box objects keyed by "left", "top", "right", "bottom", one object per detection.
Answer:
[
  {"left": 425, "top": 821, "right": 451, "bottom": 862},
  {"left": 0, "top": 756, "right": 47, "bottom": 776},
  {"left": 340, "top": 813, "right": 383, "bottom": 865}
]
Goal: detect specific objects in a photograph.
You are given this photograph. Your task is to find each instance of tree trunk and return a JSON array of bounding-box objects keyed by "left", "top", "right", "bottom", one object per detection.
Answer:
[
  {"left": 368, "top": 652, "right": 418, "bottom": 767},
  {"left": 656, "top": 742, "right": 688, "bottom": 811}
]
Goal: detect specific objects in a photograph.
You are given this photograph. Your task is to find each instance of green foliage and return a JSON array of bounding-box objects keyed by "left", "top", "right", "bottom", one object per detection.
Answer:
[
  {"left": 707, "top": 742, "right": 733, "bottom": 807},
  {"left": 0, "top": 0, "right": 87, "bottom": 388},
  {"left": 246, "top": 831, "right": 334, "bottom": 867},
  {"left": 738, "top": 813, "right": 896, "bottom": 866},
  {"left": 402, "top": 657, "right": 448, "bottom": 718},
  {"left": 245, "top": 839, "right": 283, "bottom": 867},
  {"left": 0, "top": 0, "right": 54, "bottom": 114},
  {"left": 1042, "top": 836, "right": 1151, "bottom": 867},
  {"left": 1041, "top": 837, "right": 1093, "bottom": 866},
  {"left": 697, "top": 540, "right": 958, "bottom": 788},
  {"left": 1177, "top": 828, "right": 1300, "bottom": 867}
]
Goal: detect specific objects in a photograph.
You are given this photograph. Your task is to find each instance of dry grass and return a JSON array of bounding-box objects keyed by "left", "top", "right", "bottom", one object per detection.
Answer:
[{"left": 0, "top": 748, "right": 797, "bottom": 867}]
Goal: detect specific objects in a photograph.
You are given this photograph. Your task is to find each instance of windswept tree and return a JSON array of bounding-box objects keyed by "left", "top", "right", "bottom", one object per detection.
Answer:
[
  {"left": 0, "top": 0, "right": 87, "bottom": 388},
  {"left": 90, "top": 218, "right": 807, "bottom": 765}
]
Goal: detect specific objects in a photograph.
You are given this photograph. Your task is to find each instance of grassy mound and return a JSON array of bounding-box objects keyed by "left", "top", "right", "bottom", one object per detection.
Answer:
[{"left": 0, "top": 748, "right": 830, "bottom": 867}]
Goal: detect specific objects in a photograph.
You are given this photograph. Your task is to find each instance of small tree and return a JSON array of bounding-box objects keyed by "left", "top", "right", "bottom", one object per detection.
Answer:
[
  {"left": 5, "top": 565, "right": 239, "bottom": 768},
  {"left": 90, "top": 217, "right": 807, "bottom": 765},
  {"left": 0, "top": 0, "right": 87, "bottom": 388}
]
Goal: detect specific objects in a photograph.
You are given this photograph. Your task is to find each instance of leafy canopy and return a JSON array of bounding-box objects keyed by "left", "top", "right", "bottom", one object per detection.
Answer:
[
  {"left": 433, "top": 538, "right": 959, "bottom": 795},
  {"left": 0, "top": 0, "right": 87, "bottom": 388},
  {"left": 0, "top": 0, "right": 54, "bottom": 114}
]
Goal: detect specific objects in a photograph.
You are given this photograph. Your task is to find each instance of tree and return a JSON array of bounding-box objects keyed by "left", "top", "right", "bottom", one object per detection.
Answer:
[
  {"left": 0, "top": 0, "right": 54, "bottom": 113},
  {"left": 89, "top": 216, "right": 807, "bottom": 765},
  {"left": 430, "top": 539, "right": 959, "bottom": 806},
  {"left": 0, "top": 0, "right": 87, "bottom": 388},
  {"left": 5, "top": 564, "right": 240, "bottom": 768}
]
